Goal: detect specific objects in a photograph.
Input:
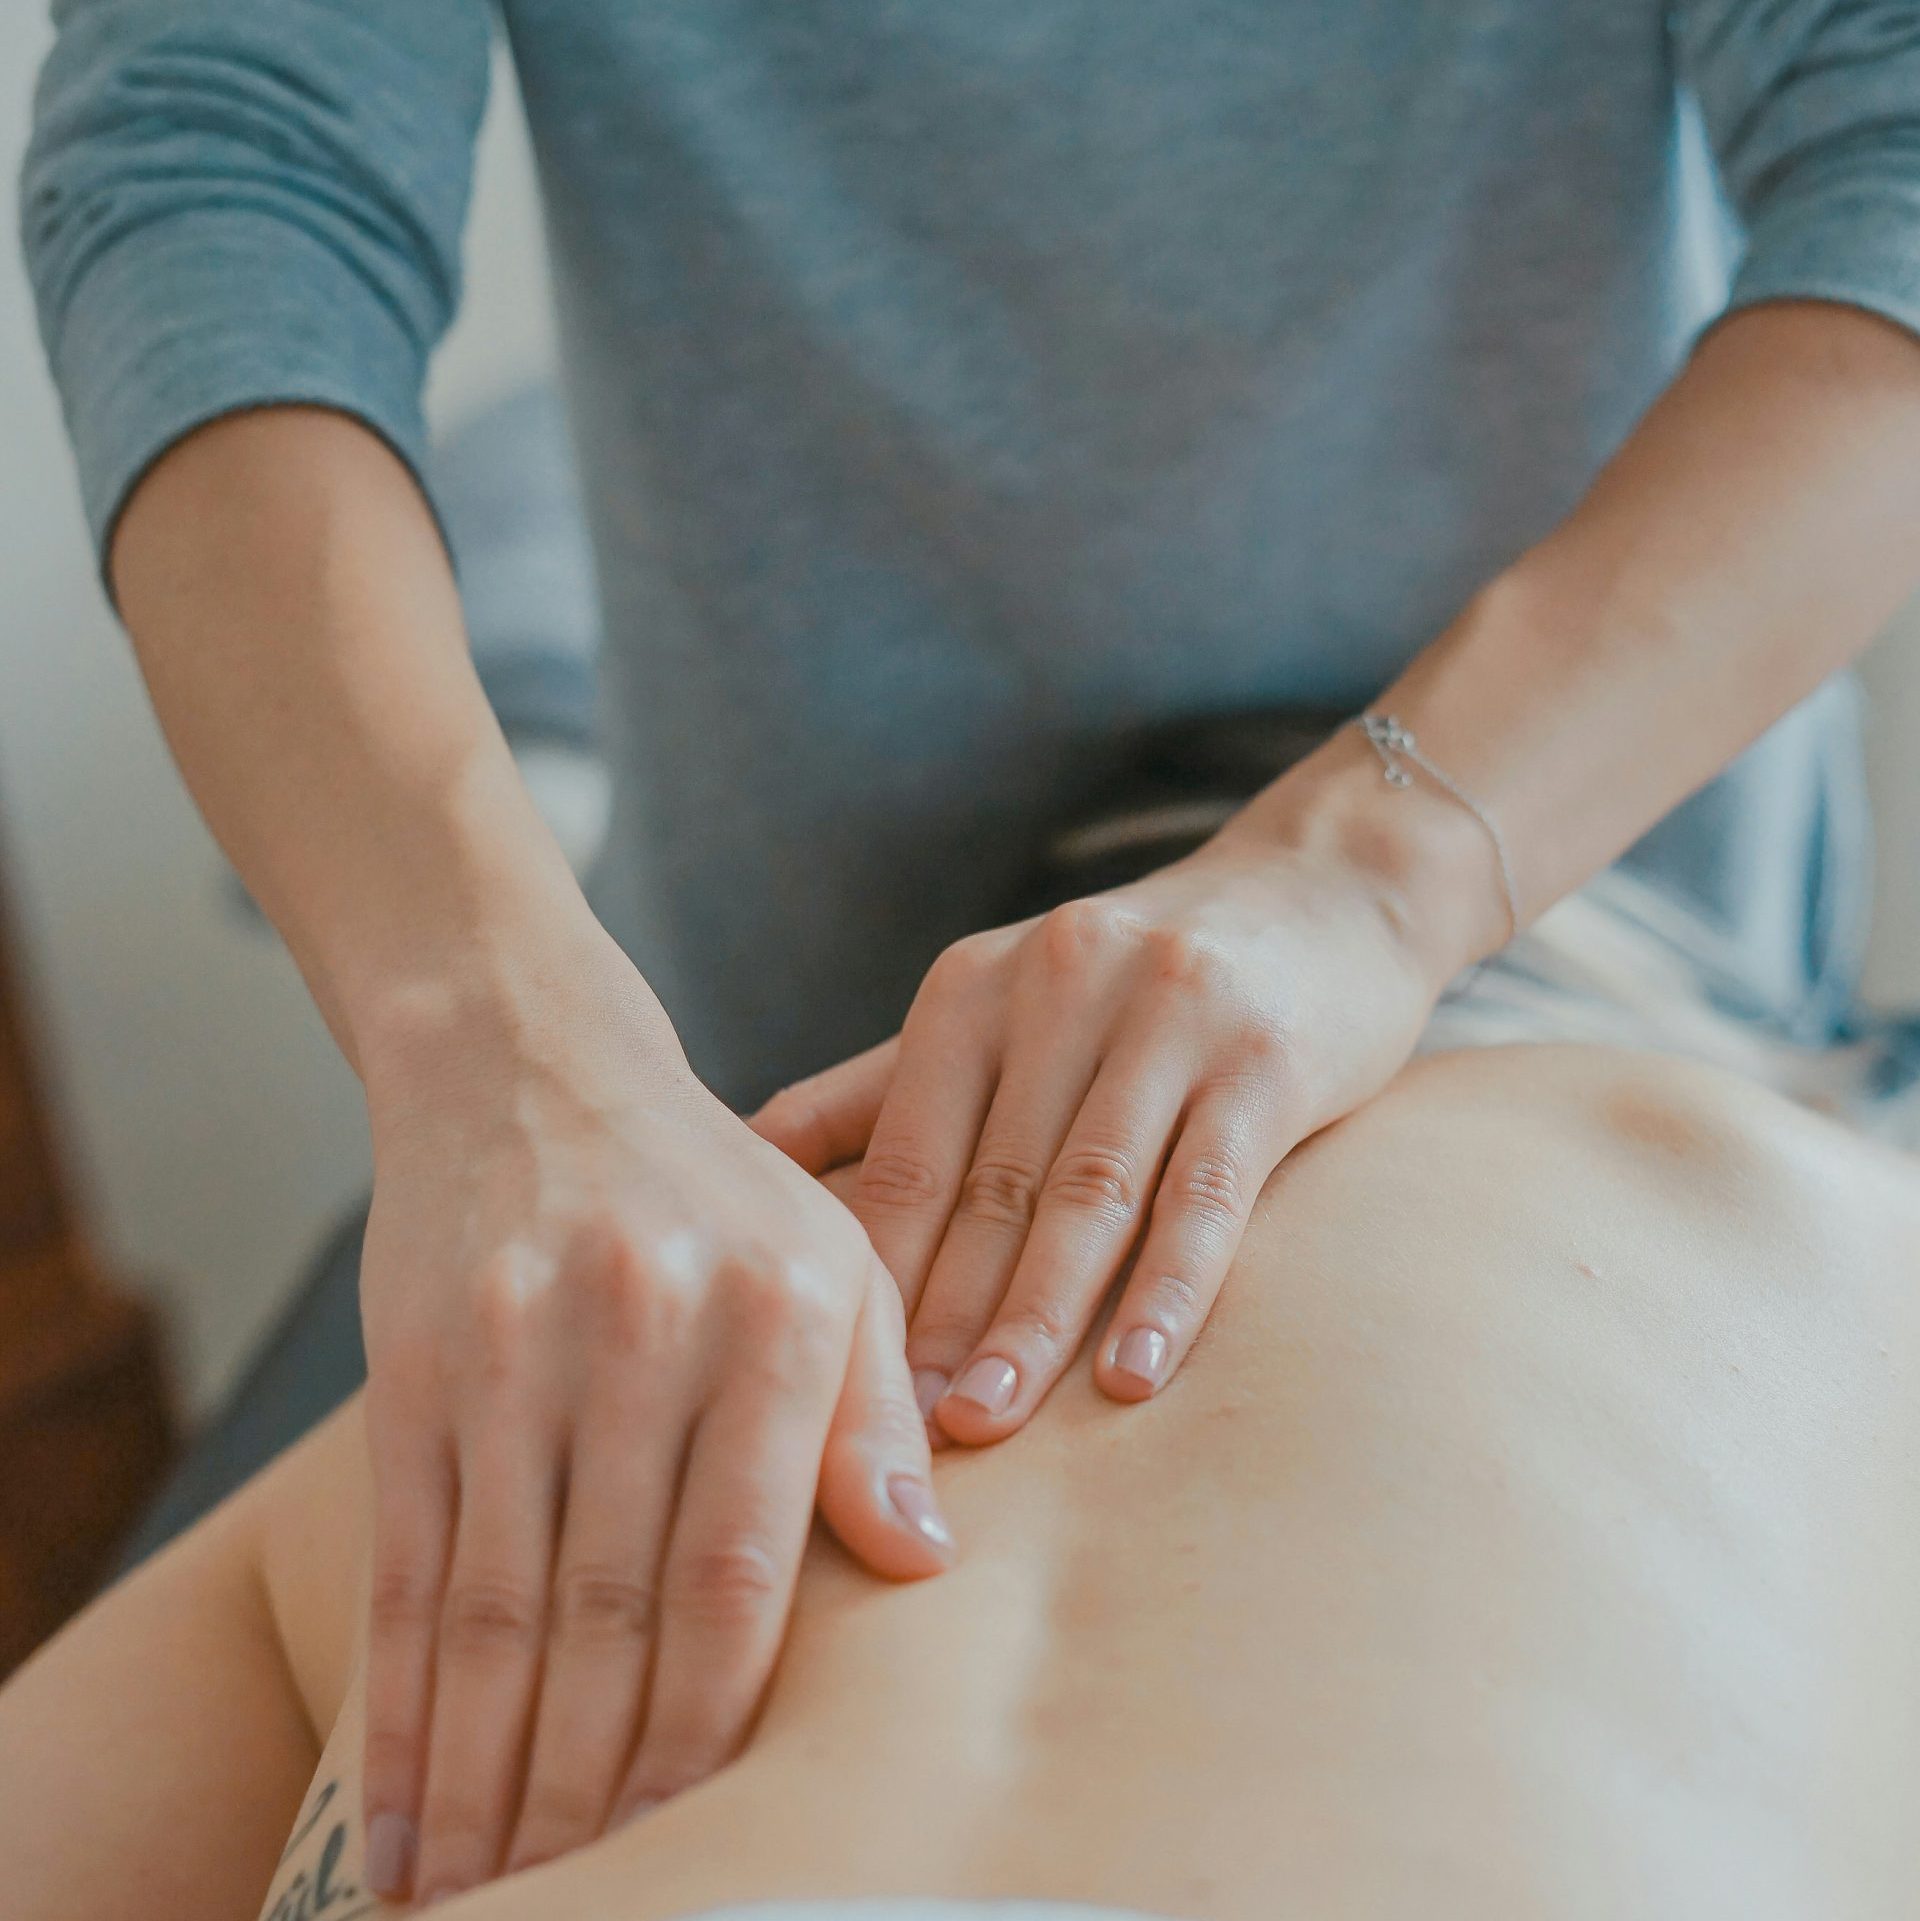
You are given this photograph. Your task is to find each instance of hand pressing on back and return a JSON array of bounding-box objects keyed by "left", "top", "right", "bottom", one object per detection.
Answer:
[
  {"left": 354, "top": 929, "right": 952, "bottom": 1907},
  {"left": 753, "top": 754, "right": 1496, "bottom": 1444}
]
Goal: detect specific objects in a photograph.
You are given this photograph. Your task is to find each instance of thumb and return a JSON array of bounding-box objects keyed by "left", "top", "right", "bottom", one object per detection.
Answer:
[
  {"left": 749, "top": 1037, "right": 898, "bottom": 1174},
  {"left": 817, "top": 1259, "right": 956, "bottom": 1580}
]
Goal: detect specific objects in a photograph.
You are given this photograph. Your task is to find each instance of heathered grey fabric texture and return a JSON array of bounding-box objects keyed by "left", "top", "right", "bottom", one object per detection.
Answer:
[{"left": 23, "top": 1, "right": 1920, "bottom": 1103}]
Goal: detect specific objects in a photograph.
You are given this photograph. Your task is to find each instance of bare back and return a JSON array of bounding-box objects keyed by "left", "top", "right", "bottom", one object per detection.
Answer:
[{"left": 245, "top": 1043, "right": 1920, "bottom": 1921}]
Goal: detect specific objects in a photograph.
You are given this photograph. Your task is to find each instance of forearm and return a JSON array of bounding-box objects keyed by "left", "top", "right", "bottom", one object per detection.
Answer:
[
  {"left": 1236, "top": 300, "right": 1920, "bottom": 981},
  {"left": 109, "top": 407, "right": 659, "bottom": 1080}
]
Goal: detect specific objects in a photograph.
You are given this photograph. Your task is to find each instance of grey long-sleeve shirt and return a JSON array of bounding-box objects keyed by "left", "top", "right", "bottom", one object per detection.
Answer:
[{"left": 22, "top": 2, "right": 1920, "bottom": 1104}]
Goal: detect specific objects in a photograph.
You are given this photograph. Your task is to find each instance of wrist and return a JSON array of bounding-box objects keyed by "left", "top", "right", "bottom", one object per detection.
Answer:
[
  {"left": 263, "top": 718, "right": 656, "bottom": 1082},
  {"left": 325, "top": 770, "right": 682, "bottom": 1106},
  {"left": 355, "top": 901, "right": 685, "bottom": 1118},
  {"left": 1220, "top": 719, "right": 1512, "bottom": 993}
]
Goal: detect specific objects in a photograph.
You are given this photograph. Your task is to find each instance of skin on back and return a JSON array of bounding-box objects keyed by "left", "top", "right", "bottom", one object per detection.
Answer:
[
  {"left": 4, "top": 1041, "right": 1916, "bottom": 1921},
  {"left": 280, "top": 1043, "right": 1920, "bottom": 1921}
]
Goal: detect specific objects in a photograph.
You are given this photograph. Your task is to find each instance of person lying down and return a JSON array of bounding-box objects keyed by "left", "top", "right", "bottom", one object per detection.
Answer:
[{"left": 1, "top": 1033, "right": 1917, "bottom": 1921}]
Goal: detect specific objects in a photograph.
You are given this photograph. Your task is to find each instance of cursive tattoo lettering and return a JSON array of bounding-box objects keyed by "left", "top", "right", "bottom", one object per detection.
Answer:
[{"left": 261, "top": 1778, "right": 379, "bottom": 1921}]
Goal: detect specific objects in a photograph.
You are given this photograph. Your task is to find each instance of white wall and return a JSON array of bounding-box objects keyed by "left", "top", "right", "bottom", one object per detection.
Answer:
[
  {"left": 0, "top": 0, "right": 1917, "bottom": 1423},
  {"left": 0, "top": 7, "right": 555, "bottom": 1414}
]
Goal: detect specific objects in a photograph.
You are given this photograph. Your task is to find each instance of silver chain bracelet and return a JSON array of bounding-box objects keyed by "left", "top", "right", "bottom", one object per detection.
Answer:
[{"left": 1353, "top": 711, "right": 1520, "bottom": 947}]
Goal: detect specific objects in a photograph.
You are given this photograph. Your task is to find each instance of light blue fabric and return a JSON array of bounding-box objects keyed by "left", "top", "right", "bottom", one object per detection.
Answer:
[{"left": 21, "top": 2, "right": 1920, "bottom": 1104}]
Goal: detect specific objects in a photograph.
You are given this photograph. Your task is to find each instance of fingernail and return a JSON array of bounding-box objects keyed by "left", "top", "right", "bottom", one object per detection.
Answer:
[
  {"left": 1112, "top": 1326, "right": 1170, "bottom": 1393},
  {"left": 912, "top": 1368, "right": 948, "bottom": 1419},
  {"left": 946, "top": 1355, "right": 1018, "bottom": 1416},
  {"left": 365, "top": 1812, "right": 416, "bottom": 1900},
  {"left": 887, "top": 1472, "right": 955, "bottom": 1552}
]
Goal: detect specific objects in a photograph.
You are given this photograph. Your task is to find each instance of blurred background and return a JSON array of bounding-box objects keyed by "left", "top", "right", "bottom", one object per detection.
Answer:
[{"left": 0, "top": 3, "right": 1917, "bottom": 1658}]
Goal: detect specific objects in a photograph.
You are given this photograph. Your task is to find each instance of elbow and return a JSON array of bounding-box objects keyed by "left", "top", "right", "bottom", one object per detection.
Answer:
[{"left": 19, "top": 8, "right": 481, "bottom": 353}]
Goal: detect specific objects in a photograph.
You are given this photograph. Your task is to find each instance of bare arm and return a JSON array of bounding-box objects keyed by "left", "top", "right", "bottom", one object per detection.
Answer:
[
  {"left": 108, "top": 405, "right": 610, "bottom": 1076},
  {"left": 768, "top": 297, "right": 1920, "bottom": 1456},
  {"left": 107, "top": 411, "right": 950, "bottom": 1906},
  {"left": 1273, "top": 299, "right": 1920, "bottom": 962},
  {"left": 26, "top": 0, "right": 948, "bottom": 1886},
  {"left": 0, "top": 1424, "right": 341, "bottom": 1921}
]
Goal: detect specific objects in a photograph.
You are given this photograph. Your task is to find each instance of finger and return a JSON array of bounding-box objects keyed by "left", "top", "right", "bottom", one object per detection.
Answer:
[
  {"left": 851, "top": 948, "right": 1000, "bottom": 1328},
  {"left": 817, "top": 1258, "right": 956, "bottom": 1579},
  {"left": 912, "top": 954, "right": 1107, "bottom": 1430},
  {"left": 1094, "top": 1086, "right": 1282, "bottom": 1405},
  {"left": 610, "top": 1315, "right": 838, "bottom": 1821},
  {"left": 361, "top": 1396, "right": 455, "bottom": 1906},
  {"left": 932, "top": 1033, "right": 1186, "bottom": 1447},
  {"left": 411, "top": 1433, "right": 560, "bottom": 1904},
  {"left": 749, "top": 1037, "right": 899, "bottom": 1174},
  {"left": 501, "top": 1401, "right": 687, "bottom": 1875}
]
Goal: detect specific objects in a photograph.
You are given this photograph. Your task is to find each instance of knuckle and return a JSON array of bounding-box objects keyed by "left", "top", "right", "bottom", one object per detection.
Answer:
[
  {"left": 926, "top": 931, "right": 1003, "bottom": 996},
  {"left": 515, "top": 1775, "right": 606, "bottom": 1843},
  {"left": 856, "top": 1146, "right": 946, "bottom": 1213},
  {"left": 753, "top": 1082, "right": 818, "bottom": 1145},
  {"left": 1044, "top": 1143, "right": 1141, "bottom": 1217},
  {"left": 551, "top": 1562, "right": 659, "bottom": 1647},
  {"left": 1221, "top": 1012, "right": 1296, "bottom": 1082},
  {"left": 1144, "top": 924, "right": 1231, "bottom": 995},
  {"left": 719, "top": 1246, "right": 786, "bottom": 1323},
  {"left": 997, "top": 1298, "right": 1070, "bottom": 1352},
  {"left": 440, "top": 1575, "right": 543, "bottom": 1660},
  {"left": 467, "top": 1254, "right": 539, "bottom": 1385},
  {"left": 1033, "top": 898, "right": 1134, "bottom": 975},
  {"left": 1174, "top": 1151, "right": 1245, "bottom": 1224},
  {"left": 674, "top": 1532, "right": 785, "bottom": 1629},
  {"left": 957, "top": 1151, "right": 1044, "bottom": 1229},
  {"left": 575, "top": 1217, "right": 651, "bottom": 1305},
  {"left": 569, "top": 1226, "right": 677, "bottom": 1358},
  {"left": 1134, "top": 1267, "right": 1207, "bottom": 1326},
  {"left": 728, "top": 1254, "right": 842, "bottom": 1364},
  {"left": 861, "top": 1389, "right": 930, "bottom": 1461},
  {"left": 907, "top": 1310, "right": 986, "bottom": 1367},
  {"left": 369, "top": 1561, "right": 439, "bottom": 1638},
  {"left": 769, "top": 1305, "right": 845, "bottom": 1385},
  {"left": 787, "top": 1275, "right": 849, "bottom": 1367},
  {"left": 916, "top": 946, "right": 983, "bottom": 1017}
]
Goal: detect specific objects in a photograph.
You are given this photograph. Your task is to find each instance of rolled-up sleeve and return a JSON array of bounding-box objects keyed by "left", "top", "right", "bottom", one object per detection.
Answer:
[
  {"left": 19, "top": 0, "right": 492, "bottom": 567},
  {"left": 1675, "top": 0, "right": 1920, "bottom": 339}
]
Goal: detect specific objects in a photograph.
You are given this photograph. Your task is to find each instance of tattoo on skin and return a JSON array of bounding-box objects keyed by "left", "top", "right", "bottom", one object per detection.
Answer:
[{"left": 261, "top": 1780, "right": 381, "bottom": 1921}]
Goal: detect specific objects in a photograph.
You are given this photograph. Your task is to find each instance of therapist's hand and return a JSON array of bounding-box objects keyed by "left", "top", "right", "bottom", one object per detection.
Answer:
[
  {"left": 752, "top": 762, "right": 1491, "bottom": 1444},
  {"left": 354, "top": 936, "right": 952, "bottom": 1908}
]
